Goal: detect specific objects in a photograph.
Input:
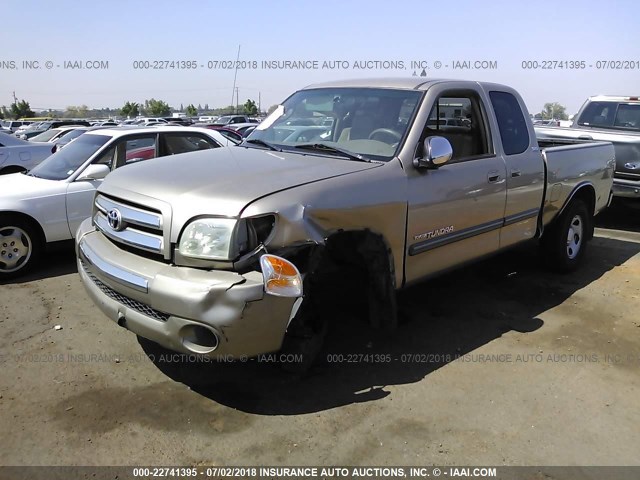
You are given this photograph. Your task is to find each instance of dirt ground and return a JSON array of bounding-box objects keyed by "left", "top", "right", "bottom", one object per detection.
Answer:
[{"left": 0, "top": 203, "right": 639, "bottom": 468}]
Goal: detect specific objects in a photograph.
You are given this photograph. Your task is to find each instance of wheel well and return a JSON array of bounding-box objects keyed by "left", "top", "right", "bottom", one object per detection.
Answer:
[
  {"left": 0, "top": 166, "right": 27, "bottom": 175},
  {"left": 558, "top": 185, "right": 596, "bottom": 239},
  {"left": 0, "top": 212, "right": 46, "bottom": 245},
  {"left": 570, "top": 185, "right": 596, "bottom": 216},
  {"left": 293, "top": 230, "right": 397, "bottom": 331}
]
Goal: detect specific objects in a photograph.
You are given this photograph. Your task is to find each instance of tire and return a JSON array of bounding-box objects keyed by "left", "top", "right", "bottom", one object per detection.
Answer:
[
  {"left": 279, "top": 314, "right": 328, "bottom": 374},
  {"left": 0, "top": 216, "right": 43, "bottom": 280},
  {"left": 541, "top": 199, "right": 591, "bottom": 273}
]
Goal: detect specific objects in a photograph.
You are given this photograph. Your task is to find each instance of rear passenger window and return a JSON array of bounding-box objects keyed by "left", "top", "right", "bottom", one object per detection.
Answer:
[
  {"left": 164, "top": 134, "right": 219, "bottom": 155},
  {"left": 116, "top": 135, "right": 157, "bottom": 167},
  {"left": 489, "top": 91, "right": 530, "bottom": 155}
]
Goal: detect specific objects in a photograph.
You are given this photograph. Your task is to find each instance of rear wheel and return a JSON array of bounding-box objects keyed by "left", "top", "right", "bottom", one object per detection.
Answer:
[
  {"left": 0, "top": 216, "right": 43, "bottom": 280},
  {"left": 541, "top": 199, "right": 591, "bottom": 272}
]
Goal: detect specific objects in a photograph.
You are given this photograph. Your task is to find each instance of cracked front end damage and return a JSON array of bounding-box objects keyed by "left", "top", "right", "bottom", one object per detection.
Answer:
[
  {"left": 241, "top": 163, "right": 408, "bottom": 331},
  {"left": 76, "top": 218, "right": 297, "bottom": 358}
]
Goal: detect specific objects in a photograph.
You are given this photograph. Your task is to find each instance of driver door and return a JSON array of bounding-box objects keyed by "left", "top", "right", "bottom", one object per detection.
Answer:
[{"left": 405, "top": 85, "right": 507, "bottom": 284}]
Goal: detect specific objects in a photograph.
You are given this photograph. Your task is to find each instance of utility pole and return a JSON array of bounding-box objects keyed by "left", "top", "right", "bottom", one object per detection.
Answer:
[
  {"left": 258, "top": 92, "right": 261, "bottom": 115},
  {"left": 235, "top": 87, "right": 239, "bottom": 114},
  {"left": 12, "top": 91, "right": 17, "bottom": 104},
  {"left": 231, "top": 44, "right": 241, "bottom": 113}
]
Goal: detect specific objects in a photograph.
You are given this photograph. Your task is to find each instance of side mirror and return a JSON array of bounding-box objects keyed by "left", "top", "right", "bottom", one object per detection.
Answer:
[
  {"left": 76, "top": 163, "right": 110, "bottom": 181},
  {"left": 413, "top": 136, "right": 453, "bottom": 169}
]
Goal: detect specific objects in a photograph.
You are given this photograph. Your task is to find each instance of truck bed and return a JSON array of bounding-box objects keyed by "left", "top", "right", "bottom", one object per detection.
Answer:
[{"left": 538, "top": 140, "right": 615, "bottom": 225}]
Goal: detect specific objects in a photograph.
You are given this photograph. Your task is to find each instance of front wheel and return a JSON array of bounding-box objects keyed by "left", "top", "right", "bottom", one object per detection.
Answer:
[
  {"left": 0, "top": 217, "right": 43, "bottom": 280},
  {"left": 541, "top": 199, "right": 591, "bottom": 272}
]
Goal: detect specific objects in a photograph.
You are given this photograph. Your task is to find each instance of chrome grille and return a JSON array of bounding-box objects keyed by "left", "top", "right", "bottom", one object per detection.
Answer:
[
  {"left": 81, "top": 260, "right": 169, "bottom": 322},
  {"left": 94, "top": 194, "right": 165, "bottom": 256}
]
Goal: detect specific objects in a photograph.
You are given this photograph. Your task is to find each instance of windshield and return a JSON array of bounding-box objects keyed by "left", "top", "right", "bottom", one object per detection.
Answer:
[
  {"left": 30, "top": 129, "right": 62, "bottom": 142},
  {"left": 28, "top": 134, "right": 110, "bottom": 180},
  {"left": 57, "top": 129, "right": 86, "bottom": 144},
  {"left": 246, "top": 87, "right": 422, "bottom": 161},
  {"left": 213, "top": 116, "right": 232, "bottom": 124}
]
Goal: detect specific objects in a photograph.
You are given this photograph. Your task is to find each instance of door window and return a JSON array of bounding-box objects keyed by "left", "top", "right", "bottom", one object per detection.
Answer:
[{"left": 423, "top": 92, "right": 491, "bottom": 161}]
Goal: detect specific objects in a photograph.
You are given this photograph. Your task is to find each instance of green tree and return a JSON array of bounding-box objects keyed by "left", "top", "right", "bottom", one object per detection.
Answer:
[
  {"left": 243, "top": 99, "right": 258, "bottom": 115},
  {"left": 185, "top": 104, "right": 198, "bottom": 116},
  {"left": 120, "top": 101, "right": 140, "bottom": 118},
  {"left": 266, "top": 104, "right": 279, "bottom": 115},
  {"left": 0, "top": 108, "right": 4, "bottom": 120},
  {"left": 146, "top": 98, "right": 171, "bottom": 116},
  {"left": 65, "top": 105, "right": 89, "bottom": 118},
  {"left": 10, "top": 99, "right": 35, "bottom": 118},
  {"left": 542, "top": 102, "right": 568, "bottom": 120}
]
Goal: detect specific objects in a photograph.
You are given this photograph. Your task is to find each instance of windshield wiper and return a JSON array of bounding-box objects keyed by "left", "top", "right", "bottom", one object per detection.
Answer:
[
  {"left": 293, "top": 143, "right": 371, "bottom": 162},
  {"left": 242, "top": 138, "right": 280, "bottom": 151}
]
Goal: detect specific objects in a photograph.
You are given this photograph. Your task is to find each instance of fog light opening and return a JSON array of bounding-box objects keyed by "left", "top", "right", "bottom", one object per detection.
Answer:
[{"left": 180, "top": 324, "right": 219, "bottom": 354}]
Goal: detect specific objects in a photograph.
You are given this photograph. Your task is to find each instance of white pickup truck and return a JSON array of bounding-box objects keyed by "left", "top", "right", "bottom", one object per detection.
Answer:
[
  {"left": 536, "top": 95, "right": 640, "bottom": 200},
  {"left": 75, "top": 78, "right": 616, "bottom": 369}
]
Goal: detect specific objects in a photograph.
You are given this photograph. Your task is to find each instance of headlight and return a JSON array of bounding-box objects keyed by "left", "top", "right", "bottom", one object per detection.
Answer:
[{"left": 178, "top": 217, "right": 237, "bottom": 260}]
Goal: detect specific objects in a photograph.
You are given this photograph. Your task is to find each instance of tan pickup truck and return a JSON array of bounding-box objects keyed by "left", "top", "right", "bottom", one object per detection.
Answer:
[{"left": 75, "top": 78, "right": 615, "bottom": 369}]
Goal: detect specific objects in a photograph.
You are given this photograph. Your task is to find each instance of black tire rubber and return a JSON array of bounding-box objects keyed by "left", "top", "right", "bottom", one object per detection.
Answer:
[
  {"left": 541, "top": 199, "right": 591, "bottom": 273},
  {"left": 0, "top": 215, "right": 43, "bottom": 280},
  {"left": 0, "top": 166, "right": 27, "bottom": 175},
  {"left": 279, "top": 316, "right": 328, "bottom": 374}
]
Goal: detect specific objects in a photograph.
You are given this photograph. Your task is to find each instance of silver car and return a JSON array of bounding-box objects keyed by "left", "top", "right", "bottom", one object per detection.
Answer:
[{"left": 0, "top": 132, "right": 56, "bottom": 174}]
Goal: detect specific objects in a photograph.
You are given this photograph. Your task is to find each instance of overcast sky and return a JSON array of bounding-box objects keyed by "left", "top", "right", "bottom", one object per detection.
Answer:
[{"left": 1, "top": 0, "right": 638, "bottom": 115}]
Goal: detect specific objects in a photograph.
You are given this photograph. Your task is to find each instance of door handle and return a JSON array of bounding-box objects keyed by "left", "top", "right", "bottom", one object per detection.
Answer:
[
  {"left": 487, "top": 170, "right": 501, "bottom": 183},
  {"left": 578, "top": 135, "right": 593, "bottom": 140},
  {"left": 511, "top": 169, "right": 521, "bottom": 177}
]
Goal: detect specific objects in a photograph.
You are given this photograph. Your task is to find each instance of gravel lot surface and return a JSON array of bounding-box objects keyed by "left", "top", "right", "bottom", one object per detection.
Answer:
[{"left": 1, "top": 204, "right": 639, "bottom": 467}]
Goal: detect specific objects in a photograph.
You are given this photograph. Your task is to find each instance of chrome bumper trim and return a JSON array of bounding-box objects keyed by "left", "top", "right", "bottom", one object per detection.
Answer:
[{"left": 78, "top": 239, "right": 149, "bottom": 293}]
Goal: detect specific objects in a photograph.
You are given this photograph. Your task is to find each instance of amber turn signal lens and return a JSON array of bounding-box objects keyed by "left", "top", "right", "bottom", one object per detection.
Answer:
[{"left": 260, "top": 254, "right": 303, "bottom": 297}]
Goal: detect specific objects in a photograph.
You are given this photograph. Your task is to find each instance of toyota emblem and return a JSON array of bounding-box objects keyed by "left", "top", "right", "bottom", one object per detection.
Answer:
[{"left": 107, "top": 208, "right": 124, "bottom": 231}]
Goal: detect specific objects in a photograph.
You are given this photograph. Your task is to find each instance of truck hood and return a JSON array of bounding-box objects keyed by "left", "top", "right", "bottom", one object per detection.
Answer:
[{"left": 100, "top": 145, "right": 381, "bottom": 218}]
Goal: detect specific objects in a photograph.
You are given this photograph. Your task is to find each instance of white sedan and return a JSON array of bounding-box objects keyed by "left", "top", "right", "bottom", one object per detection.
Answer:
[{"left": 0, "top": 126, "right": 234, "bottom": 279}]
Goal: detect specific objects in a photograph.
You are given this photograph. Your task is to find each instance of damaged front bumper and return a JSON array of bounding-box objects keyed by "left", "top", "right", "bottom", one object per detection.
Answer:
[{"left": 75, "top": 218, "right": 298, "bottom": 358}]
